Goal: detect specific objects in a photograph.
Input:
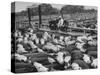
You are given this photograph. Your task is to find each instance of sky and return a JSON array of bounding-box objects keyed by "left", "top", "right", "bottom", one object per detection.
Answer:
[{"left": 14, "top": 1, "right": 97, "bottom": 12}]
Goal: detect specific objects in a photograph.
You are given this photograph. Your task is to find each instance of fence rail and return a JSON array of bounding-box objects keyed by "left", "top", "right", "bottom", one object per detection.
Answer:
[{"left": 15, "top": 18, "right": 97, "bottom": 36}]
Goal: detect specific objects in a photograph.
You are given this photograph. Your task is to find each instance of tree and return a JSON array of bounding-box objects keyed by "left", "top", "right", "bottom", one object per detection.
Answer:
[
  {"left": 61, "top": 5, "right": 84, "bottom": 14},
  {"left": 37, "top": 3, "right": 59, "bottom": 15},
  {"left": 22, "top": 3, "right": 59, "bottom": 16}
]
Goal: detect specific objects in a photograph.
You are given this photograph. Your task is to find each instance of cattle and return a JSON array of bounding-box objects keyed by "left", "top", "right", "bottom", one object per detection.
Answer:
[
  {"left": 14, "top": 53, "right": 28, "bottom": 62},
  {"left": 75, "top": 42, "right": 86, "bottom": 52},
  {"left": 17, "top": 44, "right": 28, "bottom": 53},
  {"left": 83, "top": 54, "right": 91, "bottom": 64},
  {"left": 48, "top": 57, "right": 56, "bottom": 64},
  {"left": 72, "top": 60, "right": 89, "bottom": 69},
  {"left": 33, "top": 62, "right": 49, "bottom": 72},
  {"left": 71, "top": 50, "right": 83, "bottom": 60},
  {"left": 16, "top": 37, "right": 23, "bottom": 43},
  {"left": 43, "top": 42, "right": 63, "bottom": 52},
  {"left": 91, "top": 58, "right": 98, "bottom": 68},
  {"left": 71, "top": 63, "right": 82, "bottom": 70},
  {"left": 27, "top": 40, "right": 37, "bottom": 49},
  {"left": 12, "top": 26, "right": 97, "bottom": 72},
  {"left": 56, "top": 52, "right": 65, "bottom": 64},
  {"left": 37, "top": 48, "right": 45, "bottom": 53},
  {"left": 40, "top": 38, "right": 45, "bottom": 45},
  {"left": 64, "top": 55, "right": 71, "bottom": 69}
]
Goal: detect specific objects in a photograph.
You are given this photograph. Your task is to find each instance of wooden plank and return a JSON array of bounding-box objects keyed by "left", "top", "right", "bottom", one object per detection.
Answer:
[
  {"left": 39, "top": 28, "right": 89, "bottom": 36},
  {"left": 69, "top": 26, "right": 97, "bottom": 31},
  {"left": 15, "top": 68, "right": 27, "bottom": 73},
  {"left": 30, "top": 57, "right": 48, "bottom": 64},
  {"left": 15, "top": 62, "right": 32, "bottom": 69},
  {"left": 15, "top": 63, "right": 59, "bottom": 73},
  {"left": 23, "top": 53, "right": 49, "bottom": 57},
  {"left": 15, "top": 67, "right": 35, "bottom": 73}
]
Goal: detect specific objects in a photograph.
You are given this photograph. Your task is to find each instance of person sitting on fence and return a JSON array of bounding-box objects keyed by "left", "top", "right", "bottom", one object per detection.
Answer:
[{"left": 57, "top": 16, "right": 64, "bottom": 30}]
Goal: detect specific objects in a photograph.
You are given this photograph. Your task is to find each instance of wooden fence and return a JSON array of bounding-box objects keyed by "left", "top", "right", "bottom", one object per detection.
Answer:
[{"left": 15, "top": 18, "right": 97, "bottom": 36}]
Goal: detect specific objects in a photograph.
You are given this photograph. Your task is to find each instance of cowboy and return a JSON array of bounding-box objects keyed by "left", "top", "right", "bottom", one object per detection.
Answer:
[{"left": 57, "top": 16, "right": 64, "bottom": 29}]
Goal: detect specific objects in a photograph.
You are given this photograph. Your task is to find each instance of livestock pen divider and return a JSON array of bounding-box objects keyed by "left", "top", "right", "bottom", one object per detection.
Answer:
[{"left": 15, "top": 18, "right": 97, "bottom": 36}]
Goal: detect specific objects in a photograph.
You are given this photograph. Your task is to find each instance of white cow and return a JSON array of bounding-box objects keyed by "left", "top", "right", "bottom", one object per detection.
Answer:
[
  {"left": 43, "top": 32, "right": 51, "bottom": 41},
  {"left": 34, "top": 38, "right": 39, "bottom": 44},
  {"left": 53, "top": 38, "right": 59, "bottom": 44},
  {"left": 64, "top": 56, "right": 71, "bottom": 63},
  {"left": 37, "top": 48, "right": 44, "bottom": 53},
  {"left": 43, "top": 43, "right": 62, "bottom": 52},
  {"left": 59, "top": 36, "right": 64, "bottom": 41},
  {"left": 64, "top": 36, "right": 71, "bottom": 42},
  {"left": 48, "top": 57, "right": 56, "bottom": 64},
  {"left": 23, "top": 37, "right": 28, "bottom": 44},
  {"left": 83, "top": 54, "right": 91, "bottom": 64},
  {"left": 65, "top": 40, "right": 75, "bottom": 46},
  {"left": 91, "top": 58, "right": 98, "bottom": 68},
  {"left": 14, "top": 31, "right": 18, "bottom": 37},
  {"left": 77, "top": 35, "right": 88, "bottom": 43},
  {"left": 18, "top": 31, "right": 22, "bottom": 37},
  {"left": 33, "top": 62, "right": 49, "bottom": 72},
  {"left": 88, "top": 40, "right": 97, "bottom": 46},
  {"left": 64, "top": 56, "right": 71, "bottom": 69},
  {"left": 16, "top": 37, "right": 23, "bottom": 43},
  {"left": 15, "top": 53, "right": 27, "bottom": 62},
  {"left": 30, "top": 34, "right": 37, "bottom": 41},
  {"left": 28, "top": 40, "right": 37, "bottom": 49},
  {"left": 24, "top": 33, "right": 29, "bottom": 38},
  {"left": 71, "top": 63, "right": 81, "bottom": 70},
  {"left": 17, "top": 44, "right": 27, "bottom": 53},
  {"left": 59, "top": 36, "right": 64, "bottom": 45},
  {"left": 40, "top": 38, "right": 45, "bottom": 45},
  {"left": 87, "top": 36, "right": 93, "bottom": 41},
  {"left": 56, "top": 52, "right": 64, "bottom": 64},
  {"left": 76, "top": 42, "right": 86, "bottom": 52}
]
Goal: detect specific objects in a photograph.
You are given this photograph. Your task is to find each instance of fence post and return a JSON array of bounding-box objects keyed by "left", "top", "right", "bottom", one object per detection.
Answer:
[
  {"left": 38, "top": 5, "right": 42, "bottom": 29},
  {"left": 84, "top": 28, "right": 86, "bottom": 35},
  {"left": 27, "top": 8, "right": 31, "bottom": 28}
]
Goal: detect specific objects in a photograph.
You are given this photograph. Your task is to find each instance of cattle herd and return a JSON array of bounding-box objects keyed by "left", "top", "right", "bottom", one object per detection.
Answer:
[{"left": 11, "top": 25, "right": 97, "bottom": 73}]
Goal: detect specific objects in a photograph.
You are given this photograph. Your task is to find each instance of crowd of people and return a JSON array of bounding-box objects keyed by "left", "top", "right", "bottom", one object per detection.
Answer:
[{"left": 11, "top": 27, "right": 97, "bottom": 73}]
